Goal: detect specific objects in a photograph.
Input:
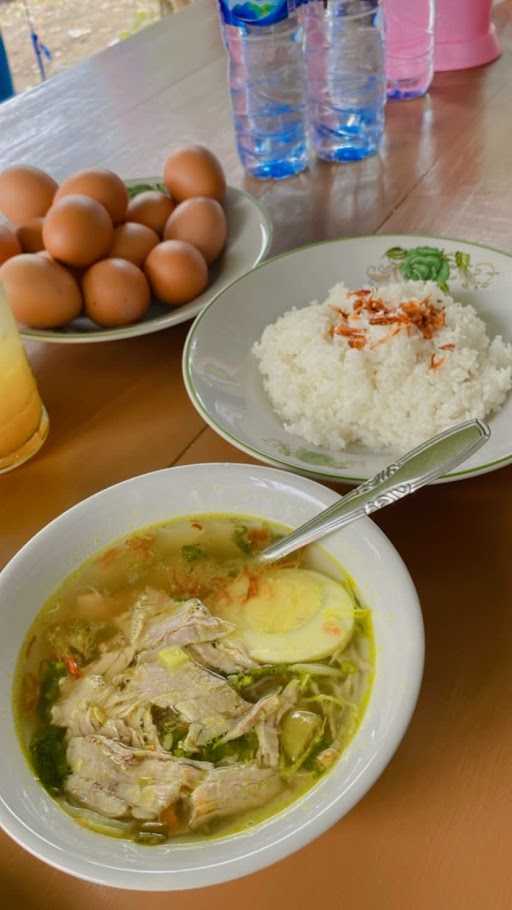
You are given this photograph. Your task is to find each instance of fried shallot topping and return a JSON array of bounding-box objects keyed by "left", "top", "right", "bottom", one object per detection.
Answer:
[{"left": 329, "top": 289, "right": 454, "bottom": 363}]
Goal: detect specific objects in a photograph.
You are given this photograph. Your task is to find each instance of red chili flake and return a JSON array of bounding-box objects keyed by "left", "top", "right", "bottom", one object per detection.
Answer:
[
  {"left": 64, "top": 656, "right": 81, "bottom": 677},
  {"left": 322, "top": 620, "right": 342, "bottom": 636},
  {"left": 439, "top": 343, "right": 455, "bottom": 351},
  {"left": 247, "top": 526, "right": 271, "bottom": 548},
  {"left": 247, "top": 574, "right": 259, "bottom": 598},
  {"left": 97, "top": 546, "right": 123, "bottom": 568},
  {"left": 430, "top": 353, "right": 446, "bottom": 370}
]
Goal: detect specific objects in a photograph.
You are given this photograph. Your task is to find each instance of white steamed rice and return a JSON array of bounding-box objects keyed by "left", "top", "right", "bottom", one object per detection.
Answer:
[{"left": 253, "top": 280, "right": 512, "bottom": 452}]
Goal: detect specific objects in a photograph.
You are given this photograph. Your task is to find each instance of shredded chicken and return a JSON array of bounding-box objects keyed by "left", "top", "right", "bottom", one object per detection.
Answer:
[
  {"left": 122, "top": 658, "right": 249, "bottom": 749},
  {"left": 222, "top": 693, "right": 280, "bottom": 743},
  {"left": 136, "top": 598, "right": 235, "bottom": 657},
  {"left": 189, "top": 764, "right": 282, "bottom": 829},
  {"left": 51, "top": 596, "right": 307, "bottom": 826},
  {"left": 66, "top": 735, "right": 206, "bottom": 819},
  {"left": 255, "top": 721, "right": 280, "bottom": 768},
  {"left": 255, "top": 680, "right": 300, "bottom": 768},
  {"left": 188, "top": 637, "right": 257, "bottom": 674}
]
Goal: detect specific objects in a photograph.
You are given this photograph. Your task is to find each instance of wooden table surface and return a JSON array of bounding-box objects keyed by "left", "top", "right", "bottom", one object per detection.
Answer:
[{"left": 2, "top": 2, "right": 512, "bottom": 907}]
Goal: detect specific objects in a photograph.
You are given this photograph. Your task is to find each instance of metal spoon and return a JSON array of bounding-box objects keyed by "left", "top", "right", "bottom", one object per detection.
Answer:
[{"left": 256, "top": 418, "right": 490, "bottom": 566}]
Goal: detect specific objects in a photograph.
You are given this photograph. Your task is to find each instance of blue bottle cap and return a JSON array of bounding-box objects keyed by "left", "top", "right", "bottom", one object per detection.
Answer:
[{"left": 218, "top": 0, "right": 293, "bottom": 27}]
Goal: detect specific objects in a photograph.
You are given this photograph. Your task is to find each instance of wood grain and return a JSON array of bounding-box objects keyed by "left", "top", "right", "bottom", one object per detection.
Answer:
[{"left": 1, "top": 1, "right": 512, "bottom": 907}]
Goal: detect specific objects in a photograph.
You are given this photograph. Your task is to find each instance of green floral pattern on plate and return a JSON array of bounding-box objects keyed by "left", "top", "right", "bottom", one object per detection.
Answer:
[{"left": 368, "top": 244, "right": 498, "bottom": 292}]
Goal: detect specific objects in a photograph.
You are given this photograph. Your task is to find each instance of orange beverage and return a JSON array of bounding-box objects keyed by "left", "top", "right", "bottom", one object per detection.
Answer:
[{"left": 0, "top": 284, "right": 48, "bottom": 473}]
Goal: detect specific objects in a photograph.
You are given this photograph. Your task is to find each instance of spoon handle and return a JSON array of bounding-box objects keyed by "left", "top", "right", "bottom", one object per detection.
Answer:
[{"left": 256, "top": 418, "right": 490, "bottom": 566}]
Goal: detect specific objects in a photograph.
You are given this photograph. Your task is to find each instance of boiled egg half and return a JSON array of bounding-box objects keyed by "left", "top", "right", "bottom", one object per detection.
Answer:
[{"left": 236, "top": 568, "right": 355, "bottom": 664}]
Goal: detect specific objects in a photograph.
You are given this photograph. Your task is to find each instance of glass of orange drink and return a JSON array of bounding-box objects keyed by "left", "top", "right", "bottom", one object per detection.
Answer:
[{"left": 0, "top": 282, "right": 49, "bottom": 473}]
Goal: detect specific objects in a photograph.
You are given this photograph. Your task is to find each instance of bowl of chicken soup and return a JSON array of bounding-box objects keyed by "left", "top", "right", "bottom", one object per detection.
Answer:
[{"left": 0, "top": 463, "right": 423, "bottom": 890}]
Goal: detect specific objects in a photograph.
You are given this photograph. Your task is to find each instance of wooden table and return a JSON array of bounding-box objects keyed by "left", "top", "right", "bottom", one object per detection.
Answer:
[{"left": 2, "top": 2, "right": 512, "bottom": 906}]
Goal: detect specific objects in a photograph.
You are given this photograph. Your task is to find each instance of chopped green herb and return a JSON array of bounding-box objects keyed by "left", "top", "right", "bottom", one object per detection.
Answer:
[
  {"left": 181, "top": 544, "right": 207, "bottom": 563},
  {"left": 30, "top": 725, "right": 69, "bottom": 794},
  {"left": 198, "top": 731, "right": 258, "bottom": 764},
  {"left": 37, "top": 660, "right": 67, "bottom": 723},
  {"left": 227, "top": 664, "right": 291, "bottom": 691},
  {"left": 232, "top": 526, "right": 252, "bottom": 555},
  {"left": 151, "top": 706, "right": 188, "bottom": 752}
]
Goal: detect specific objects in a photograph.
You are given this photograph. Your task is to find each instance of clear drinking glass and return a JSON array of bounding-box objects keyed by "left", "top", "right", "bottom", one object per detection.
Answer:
[{"left": 0, "top": 283, "right": 49, "bottom": 473}]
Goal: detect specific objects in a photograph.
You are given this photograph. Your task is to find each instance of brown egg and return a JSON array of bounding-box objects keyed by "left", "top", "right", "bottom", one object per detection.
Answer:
[
  {"left": 0, "top": 165, "right": 57, "bottom": 225},
  {"left": 163, "top": 146, "right": 226, "bottom": 204},
  {"left": 126, "top": 191, "right": 175, "bottom": 236},
  {"left": 43, "top": 195, "right": 114, "bottom": 268},
  {"left": 145, "top": 240, "right": 208, "bottom": 307},
  {"left": 16, "top": 217, "right": 45, "bottom": 253},
  {"left": 82, "top": 258, "right": 150, "bottom": 327},
  {"left": 163, "top": 197, "right": 227, "bottom": 265},
  {"left": 0, "top": 253, "right": 82, "bottom": 328},
  {"left": 0, "top": 223, "right": 21, "bottom": 264},
  {"left": 109, "top": 222, "right": 159, "bottom": 267},
  {"left": 55, "top": 169, "right": 129, "bottom": 225}
]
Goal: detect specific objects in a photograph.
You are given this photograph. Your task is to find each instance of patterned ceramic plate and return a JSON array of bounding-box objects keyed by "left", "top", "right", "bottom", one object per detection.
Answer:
[
  {"left": 183, "top": 234, "right": 512, "bottom": 485},
  {"left": 20, "top": 180, "right": 272, "bottom": 344}
]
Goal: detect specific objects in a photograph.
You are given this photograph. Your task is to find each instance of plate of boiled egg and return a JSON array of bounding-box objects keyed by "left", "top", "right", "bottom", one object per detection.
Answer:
[{"left": 0, "top": 146, "right": 272, "bottom": 343}]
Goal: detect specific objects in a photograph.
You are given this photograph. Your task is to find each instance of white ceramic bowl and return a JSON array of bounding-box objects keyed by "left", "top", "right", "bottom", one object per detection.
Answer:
[{"left": 0, "top": 463, "right": 424, "bottom": 891}]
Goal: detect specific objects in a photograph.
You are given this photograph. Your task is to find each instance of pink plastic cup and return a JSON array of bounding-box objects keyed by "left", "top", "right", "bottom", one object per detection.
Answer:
[{"left": 435, "top": 0, "right": 501, "bottom": 71}]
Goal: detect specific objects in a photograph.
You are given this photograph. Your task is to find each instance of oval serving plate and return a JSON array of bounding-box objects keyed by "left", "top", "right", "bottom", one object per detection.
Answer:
[
  {"left": 183, "top": 234, "right": 512, "bottom": 485},
  {"left": 20, "top": 180, "right": 272, "bottom": 344}
]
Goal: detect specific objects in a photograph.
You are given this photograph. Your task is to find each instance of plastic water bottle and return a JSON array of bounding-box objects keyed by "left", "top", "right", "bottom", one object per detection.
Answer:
[
  {"left": 304, "top": 0, "right": 385, "bottom": 163},
  {"left": 383, "top": 0, "right": 435, "bottom": 99},
  {"left": 218, "top": 0, "right": 308, "bottom": 179}
]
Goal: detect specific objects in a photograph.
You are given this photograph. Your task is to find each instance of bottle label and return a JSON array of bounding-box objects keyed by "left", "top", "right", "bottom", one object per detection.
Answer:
[{"left": 218, "top": 0, "right": 295, "bottom": 27}]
